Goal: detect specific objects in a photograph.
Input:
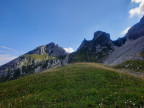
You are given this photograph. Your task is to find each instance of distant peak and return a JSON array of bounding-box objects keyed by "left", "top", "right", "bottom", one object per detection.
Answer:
[
  {"left": 46, "top": 42, "right": 55, "bottom": 46},
  {"left": 93, "top": 31, "right": 110, "bottom": 40}
]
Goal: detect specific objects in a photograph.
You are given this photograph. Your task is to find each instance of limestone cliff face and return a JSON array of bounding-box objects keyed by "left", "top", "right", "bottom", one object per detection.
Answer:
[{"left": 0, "top": 43, "right": 68, "bottom": 82}]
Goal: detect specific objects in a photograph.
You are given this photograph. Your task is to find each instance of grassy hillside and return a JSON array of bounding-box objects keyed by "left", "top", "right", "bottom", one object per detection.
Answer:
[{"left": 0, "top": 63, "right": 144, "bottom": 108}]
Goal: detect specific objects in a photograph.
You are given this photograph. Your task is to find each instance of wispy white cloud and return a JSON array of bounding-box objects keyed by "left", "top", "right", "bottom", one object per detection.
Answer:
[
  {"left": 0, "top": 46, "right": 24, "bottom": 54},
  {"left": 0, "top": 46, "right": 25, "bottom": 66},
  {"left": 0, "top": 54, "right": 17, "bottom": 66},
  {"left": 0, "top": 46, "right": 19, "bottom": 52},
  {"left": 129, "top": 0, "right": 144, "bottom": 18},
  {"left": 64, "top": 47, "right": 74, "bottom": 53},
  {"left": 121, "top": 27, "right": 131, "bottom": 35}
]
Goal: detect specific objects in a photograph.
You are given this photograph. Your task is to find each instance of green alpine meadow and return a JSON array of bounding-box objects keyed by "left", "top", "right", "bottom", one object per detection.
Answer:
[{"left": 0, "top": 63, "right": 144, "bottom": 108}]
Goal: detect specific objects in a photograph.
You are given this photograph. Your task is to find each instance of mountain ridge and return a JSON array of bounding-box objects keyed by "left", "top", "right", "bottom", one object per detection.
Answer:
[
  {"left": 70, "top": 16, "right": 144, "bottom": 65},
  {"left": 0, "top": 16, "right": 144, "bottom": 82}
]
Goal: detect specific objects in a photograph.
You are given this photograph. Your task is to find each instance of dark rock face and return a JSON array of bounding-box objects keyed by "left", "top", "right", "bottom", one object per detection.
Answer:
[
  {"left": 0, "top": 43, "right": 68, "bottom": 82},
  {"left": 126, "top": 16, "right": 144, "bottom": 40},
  {"left": 112, "top": 37, "right": 126, "bottom": 47},
  {"left": 93, "top": 31, "right": 111, "bottom": 41},
  {"left": 69, "top": 31, "right": 114, "bottom": 63}
]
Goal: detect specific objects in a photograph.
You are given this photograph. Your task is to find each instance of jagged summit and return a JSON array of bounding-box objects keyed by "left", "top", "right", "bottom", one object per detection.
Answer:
[
  {"left": 77, "top": 31, "right": 112, "bottom": 51},
  {"left": 69, "top": 31, "right": 114, "bottom": 63},
  {"left": 45, "top": 43, "right": 67, "bottom": 57},
  {"left": 93, "top": 31, "right": 110, "bottom": 41},
  {"left": 27, "top": 42, "right": 67, "bottom": 57}
]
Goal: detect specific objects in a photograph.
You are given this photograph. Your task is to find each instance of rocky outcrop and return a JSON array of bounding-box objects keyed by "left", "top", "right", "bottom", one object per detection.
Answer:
[
  {"left": 0, "top": 43, "right": 68, "bottom": 82},
  {"left": 69, "top": 31, "right": 114, "bottom": 63}
]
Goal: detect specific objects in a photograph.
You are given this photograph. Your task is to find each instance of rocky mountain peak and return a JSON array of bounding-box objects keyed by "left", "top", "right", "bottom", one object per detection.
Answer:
[
  {"left": 93, "top": 31, "right": 110, "bottom": 41},
  {"left": 27, "top": 42, "right": 67, "bottom": 57},
  {"left": 46, "top": 42, "right": 58, "bottom": 47},
  {"left": 0, "top": 42, "right": 69, "bottom": 82},
  {"left": 45, "top": 42, "right": 68, "bottom": 57},
  {"left": 69, "top": 31, "right": 114, "bottom": 63}
]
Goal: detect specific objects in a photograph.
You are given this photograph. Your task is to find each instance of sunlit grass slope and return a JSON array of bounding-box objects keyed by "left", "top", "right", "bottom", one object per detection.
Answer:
[{"left": 0, "top": 63, "right": 144, "bottom": 108}]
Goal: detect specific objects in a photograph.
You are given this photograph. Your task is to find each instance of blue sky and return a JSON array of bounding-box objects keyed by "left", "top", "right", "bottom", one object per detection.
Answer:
[{"left": 0, "top": 0, "right": 144, "bottom": 65}]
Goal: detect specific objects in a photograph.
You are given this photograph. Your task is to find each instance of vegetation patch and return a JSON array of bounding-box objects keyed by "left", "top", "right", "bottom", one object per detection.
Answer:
[
  {"left": 23, "top": 53, "right": 55, "bottom": 61},
  {"left": 0, "top": 63, "right": 144, "bottom": 107},
  {"left": 20, "top": 53, "right": 55, "bottom": 67},
  {"left": 115, "top": 60, "right": 144, "bottom": 73}
]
